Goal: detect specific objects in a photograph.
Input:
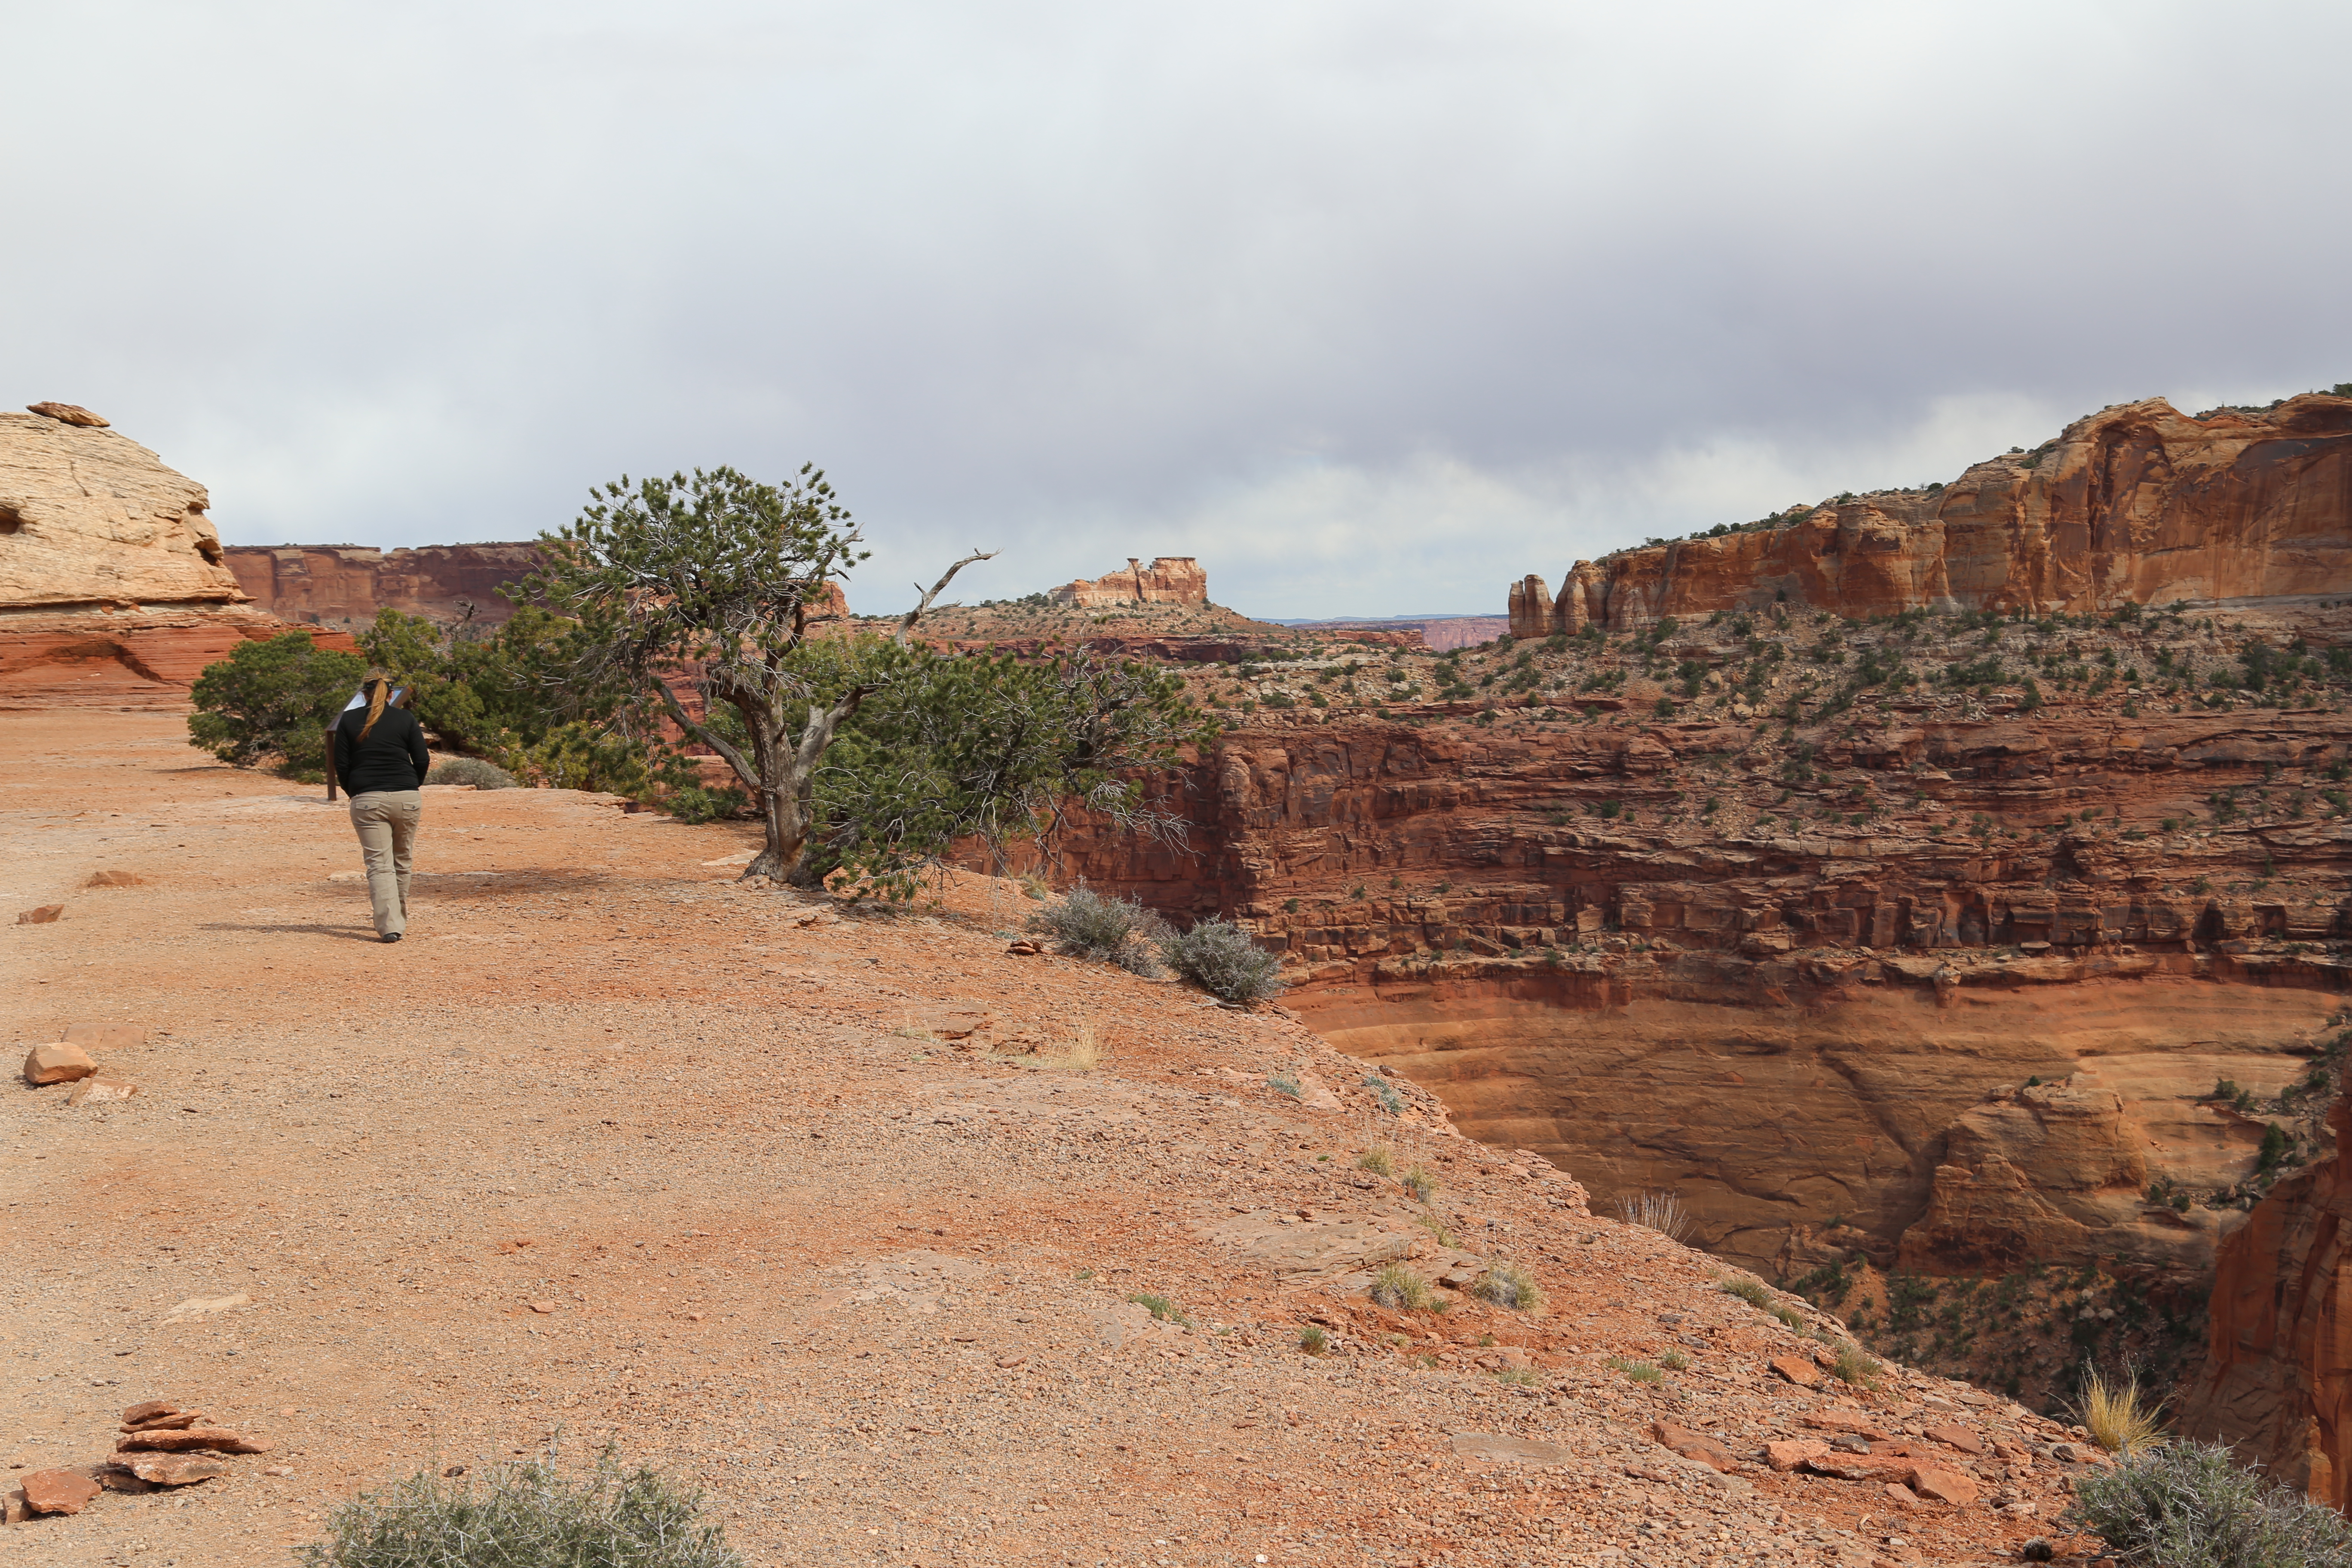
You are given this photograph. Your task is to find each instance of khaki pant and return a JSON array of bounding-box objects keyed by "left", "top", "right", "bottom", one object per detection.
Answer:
[{"left": 348, "top": 790, "right": 422, "bottom": 937}]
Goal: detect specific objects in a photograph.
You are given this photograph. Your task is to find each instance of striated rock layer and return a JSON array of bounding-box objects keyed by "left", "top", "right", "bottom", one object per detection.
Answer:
[
  {"left": 0, "top": 409, "right": 243, "bottom": 610},
  {"left": 224, "top": 543, "right": 547, "bottom": 629},
  {"left": 0, "top": 407, "right": 353, "bottom": 707},
  {"left": 2183, "top": 1091, "right": 2352, "bottom": 1507},
  {"left": 1509, "top": 395, "right": 2352, "bottom": 636},
  {"left": 1050, "top": 556, "right": 1207, "bottom": 608},
  {"left": 1025, "top": 699, "right": 2348, "bottom": 1283}
]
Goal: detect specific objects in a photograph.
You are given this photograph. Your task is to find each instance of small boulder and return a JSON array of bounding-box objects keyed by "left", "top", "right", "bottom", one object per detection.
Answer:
[
  {"left": 1764, "top": 1439, "right": 1829, "bottom": 1472},
  {"left": 17, "top": 904, "right": 64, "bottom": 925},
  {"left": 27, "top": 401, "right": 110, "bottom": 427},
  {"left": 24, "top": 1043, "right": 98, "bottom": 1086},
  {"left": 1769, "top": 1353, "right": 1823, "bottom": 1387},
  {"left": 1924, "top": 1422, "right": 1986, "bottom": 1455},
  {"left": 110, "top": 1454, "right": 226, "bottom": 1488},
  {"left": 3, "top": 1487, "right": 32, "bottom": 1522},
  {"left": 1651, "top": 1420, "right": 1739, "bottom": 1473},
  {"left": 84, "top": 870, "right": 146, "bottom": 888},
  {"left": 1911, "top": 1465, "right": 1981, "bottom": 1505},
  {"left": 21, "top": 1468, "right": 102, "bottom": 1515},
  {"left": 1884, "top": 1482, "right": 1919, "bottom": 1504}
]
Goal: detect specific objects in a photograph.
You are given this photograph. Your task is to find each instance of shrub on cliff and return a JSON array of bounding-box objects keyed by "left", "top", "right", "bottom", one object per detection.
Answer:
[
  {"left": 1157, "top": 918, "right": 1284, "bottom": 1004},
  {"left": 2069, "top": 1441, "right": 2352, "bottom": 1568},
  {"left": 1030, "top": 886, "right": 1167, "bottom": 977},
  {"left": 426, "top": 756, "right": 517, "bottom": 789},
  {"left": 187, "top": 631, "right": 366, "bottom": 779}
]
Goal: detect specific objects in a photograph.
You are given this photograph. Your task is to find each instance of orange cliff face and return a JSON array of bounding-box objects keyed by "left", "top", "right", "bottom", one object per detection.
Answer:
[
  {"left": 0, "top": 406, "right": 351, "bottom": 708},
  {"left": 224, "top": 543, "right": 549, "bottom": 630},
  {"left": 1508, "top": 395, "right": 2352, "bottom": 637},
  {"left": 2183, "top": 1091, "right": 2352, "bottom": 1507},
  {"left": 1050, "top": 556, "right": 1207, "bottom": 608}
]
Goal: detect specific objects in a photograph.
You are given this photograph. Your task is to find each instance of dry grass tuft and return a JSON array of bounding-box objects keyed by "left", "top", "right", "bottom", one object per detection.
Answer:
[
  {"left": 2081, "top": 1365, "right": 2166, "bottom": 1455},
  {"left": 1357, "top": 1144, "right": 1395, "bottom": 1177},
  {"left": 1615, "top": 1189, "right": 1695, "bottom": 1243},
  {"left": 1369, "top": 1263, "right": 1434, "bottom": 1312}
]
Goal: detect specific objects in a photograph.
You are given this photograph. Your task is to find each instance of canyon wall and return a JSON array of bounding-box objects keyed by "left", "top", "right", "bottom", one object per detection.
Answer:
[
  {"left": 2183, "top": 1092, "right": 2352, "bottom": 1506},
  {"left": 1509, "top": 395, "right": 2352, "bottom": 636},
  {"left": 0, "top": 406, "right": 342, "bottom": 707},
  {"left": 224, "top": 543, "right": 547, "bottom": 629},
  {"left": 1050, "top": 556, "right": 1207, "bottom": 607},
  {"left": 1014, "top": 698, "right": 2350, "bottom": 1282}
]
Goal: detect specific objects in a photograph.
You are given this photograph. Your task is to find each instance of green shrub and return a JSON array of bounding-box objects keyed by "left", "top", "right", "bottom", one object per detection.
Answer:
[
  {"left": 1369, "top": 1263, "right": 1433, "bottom": 1311},
  {"left": 1031, "top": 886, "right": 1167, "bottom": 977},
  {"left": 1719, "top": 1277, "right": 1771, "bottom": 1309},
  {"left": 1402, "top": 1164, "right": 1439, "bottom": 1204},
  {"left": 1357, "top": 1145, "right": 1395, "bottom": 1177},
  {"left": 1829, "top": 1341, "right": 1881, "bottom": 1387},
  {"left": 1157, "top": 918, "right": 1283, "bottom": 1003},
  {"left": 663, "top": 783, "right": 749, "bottom": 824},
  {"left": 1472, "top": 1264, "right": 1546, "bottom": 1312},
  {"left": 1606, "top": 1355, "right": 1663, "bottom": 1385},
  {"left": 295, "top": 1445, "right": 741, "bottom": 1568},
  {"left": 187, "top": 631, "right": 366, "bottom": 778},
  {"left": 1364, "top": 1072, "right": 1405, "bottom": 1113},
  {"left": 1128, "top": 1291, "right": 1191, "bottom": 1326},
  {"left": 2070, "top": 1441, "right": 2352, "bottom": 1568},
  {"left": 1266, "top": 1070, "right": 1302, "bottom": 1099},
  {"left": 1657, "top": 1350, "right": 1690, "bottom": 1371},
  {"left": 426, "top": 756, "right": 518, "bottom": 790},
  {"left": 1298, "top": 1324, "right": 1328, "bottom": 1356}
]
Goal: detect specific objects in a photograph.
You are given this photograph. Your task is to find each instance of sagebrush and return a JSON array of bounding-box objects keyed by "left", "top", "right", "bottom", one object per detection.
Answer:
[
  {"left": 1030, "top": 886, "right": 1167, "bottom": 977},
  {"left": 1616, "top": 1188, "right": 1694, "bottom": 1243},
  {"left": 2070, "top": 1441, "right": 2352, "bottom": 1568},
  {"left": 1157, "top": 918, "right": 1283, "bottom": 1003},
  {"left": 1369, "top": 1262, "right": 1433, "bottom": 1311},
  {"left": 426, "top": 756, "right": 518, "bottom": 790},
  {"left": 296, "top": 1446, "right": 741, "bottom": 1568},
  {"left": 1472, "top": 1264, "right": 1546, "bottom": 1312}
]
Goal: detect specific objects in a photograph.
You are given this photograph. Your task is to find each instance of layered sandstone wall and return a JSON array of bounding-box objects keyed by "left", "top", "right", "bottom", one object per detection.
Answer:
[
  {"left": 1508, "top": 395, "right": 2352, "bottom": 636},
  {"left": 1050, "top": 556, "right": 1207, "bottom": 608},
  {"left": 224, "top": 543, "right": 547, "bottom": 629},
  {"left": 0, "top": 408, "right": 245, "bottom": 611},
  {"left": 0, "top": 406, "right": 352, "bottom": 707},
  {"left": 1000, "top": 699, "right": 2350, "bottom": 1279},
  {"left": 2182, "top": 1093, "right": 2352, "bottom": 1506}
]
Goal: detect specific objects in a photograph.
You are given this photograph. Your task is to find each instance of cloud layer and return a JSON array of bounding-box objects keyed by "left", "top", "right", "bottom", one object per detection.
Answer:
[{"left": 7, "top": 2, "right": 2347, "bottom": 615}]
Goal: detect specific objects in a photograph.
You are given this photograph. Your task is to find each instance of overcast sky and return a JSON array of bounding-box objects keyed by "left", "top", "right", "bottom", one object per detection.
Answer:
[{"left": 7, "top": 3, "right": 2347, "bottom": 617}]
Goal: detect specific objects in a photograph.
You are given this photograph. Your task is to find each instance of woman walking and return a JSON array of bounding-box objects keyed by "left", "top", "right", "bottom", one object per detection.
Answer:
[{"left": 334, "top": 671, "right": 430, "bottom": 943}]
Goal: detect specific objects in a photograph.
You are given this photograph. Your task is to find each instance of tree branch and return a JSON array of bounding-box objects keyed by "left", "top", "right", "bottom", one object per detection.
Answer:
[
  {"left": 654, "top": 680, "right": 759, "bottom": 794},
  {"left": 894, "top": 551, "right": 997, "bottom": 646}
]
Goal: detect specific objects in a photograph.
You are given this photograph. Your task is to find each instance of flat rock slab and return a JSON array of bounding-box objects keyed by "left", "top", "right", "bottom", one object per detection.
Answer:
[
  {"left": 110, "top": 1454, "right": 227, "bottom": 1487},
  {"left": 1449, "top": 1433, "right": 1572, "bottom": 1465},
  {"left": 1202, "top": 1211, "right": 1421, "bottom": 1282},
  {"left": 22, "top": 1467, "right": 102, "bottom": 1514}
]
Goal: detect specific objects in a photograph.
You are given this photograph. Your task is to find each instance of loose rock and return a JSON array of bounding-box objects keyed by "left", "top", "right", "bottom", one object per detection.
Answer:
[
  {"left": 17, "top": 904, "right": 64, "bottom": 925},
  {"left": 21, "top": 1468, "right": 102, "bottom": 1516},
  {"left": 24, "top": 1042, "right": 98, "bottom": 1085}
]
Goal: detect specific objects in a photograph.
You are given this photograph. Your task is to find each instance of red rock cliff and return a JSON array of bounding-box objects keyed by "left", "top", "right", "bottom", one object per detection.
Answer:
[
  {"left": 1510, "top": 395, "right": 2352, "bottom": 634},
  {"left": 225, "top": 543, "right": 548, "bottom": 629},
  {"left": 2183, "top": 1092, "right": 2352, "bottom": 1506}
]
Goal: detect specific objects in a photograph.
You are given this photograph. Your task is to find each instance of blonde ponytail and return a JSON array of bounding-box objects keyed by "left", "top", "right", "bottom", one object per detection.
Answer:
[{"left": 356, "top": 673, "right": 392, "bottom": 741}]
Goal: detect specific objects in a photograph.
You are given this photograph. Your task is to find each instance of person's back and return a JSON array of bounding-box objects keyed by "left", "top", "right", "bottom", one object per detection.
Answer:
[
  {"left": 335, "top": 703, "right": 428, "bottom": 795},
  {"left": 334, "top": 677, "right": 430, "bottom": 942}
]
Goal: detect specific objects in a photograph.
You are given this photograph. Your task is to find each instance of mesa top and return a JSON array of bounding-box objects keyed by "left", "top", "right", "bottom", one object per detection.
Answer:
[{"left": 334, "top": 705, "right": 430, "bottom": 796}]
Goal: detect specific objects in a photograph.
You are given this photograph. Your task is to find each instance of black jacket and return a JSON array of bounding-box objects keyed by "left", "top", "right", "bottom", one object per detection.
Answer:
[{"left": 334, "top": 705, "right": 430, "bottom": 796}]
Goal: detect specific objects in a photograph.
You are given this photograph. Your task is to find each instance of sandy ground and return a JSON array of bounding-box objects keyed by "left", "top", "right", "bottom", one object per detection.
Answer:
[{"left": 4, "top": 711, "right": 2099, "bottom": 1567}]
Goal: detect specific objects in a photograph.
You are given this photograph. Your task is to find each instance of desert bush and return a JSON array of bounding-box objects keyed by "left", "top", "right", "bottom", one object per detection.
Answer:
[
  {"left": 1616, "top": 1188, "right": 1695, "bottom": 1243},
  {"left": 187, "top": 631, "right": 366, "bottom": 778},
  {"left": 1607, "top": 1355, "right": 1663, "bottom": 1385},
  {"left": 1369, "top": 1263, "right": 1433, "bottom": 1312},
  {"left": 1472, "top": 1264, "right": 1546, "bottom": 1312},
  {"left": 1402, "top": 1164, "right": 1439, "bottom": 1203},
  {"left": 426, "top": 756, "right": 518, "bottom": 790},
  {"left": 2081, "top": 1365, "right": 2166, "bottom": 1455},
  {"left": 2070, "top": 1440, "right": 2352, "bottom": 1568},
  {"left": 1128, "top": 1291, "right": 1191, "bottom": 1326},
  {"left": 295, "top": 1444, "right": 741, "bottom": 1568},
  {"left": 1030, "top": 886, "right": 1167, "bottom": 977},
  {"left": 1829, "top": 1341, "right": 1881, "bottom": 1387},
  {"left": 1657, "top": 1350, "right": 1691, "bottom": 1371},
  {"left": 1364, "top": 1072, "right": 1405, "bottom": 1113},
  {"left": 1357, "top": 1145, "right": 1395, "bottom": 1177},
  {"left": 1298, "top": 1325, "right": 1328, "bottom": 1356},
  {"left": 663, "top": 783, "right": 750, "bottom": 824},
  {"left": 1718, "top": 1277, "right": 1772, "bottom": 1310},
  {"left": 1157, "top": 918, "right": 1283, "bottom": 1003}
]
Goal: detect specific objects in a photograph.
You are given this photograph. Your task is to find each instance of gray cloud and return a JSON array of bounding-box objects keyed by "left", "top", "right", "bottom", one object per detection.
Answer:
[{"left": 7, "top": 1, "right": 2347, "bottom": 616}]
